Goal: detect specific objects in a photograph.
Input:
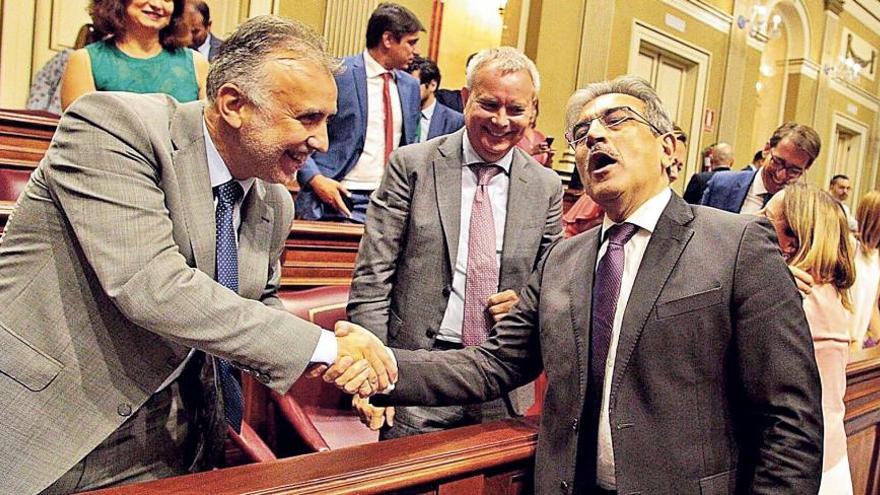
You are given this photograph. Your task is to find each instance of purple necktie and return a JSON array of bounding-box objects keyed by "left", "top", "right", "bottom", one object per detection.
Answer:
[
  {"left": 462, "top": 165, "right": 503, "bottom": 346},
  {"left": 590, "top": 222, "right": 639, "bottom": 392}
]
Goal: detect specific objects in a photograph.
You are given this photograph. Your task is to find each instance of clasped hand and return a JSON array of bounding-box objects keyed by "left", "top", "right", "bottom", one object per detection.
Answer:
[{"left": 308, "top": 321, "right": 397, "bottom": 398}]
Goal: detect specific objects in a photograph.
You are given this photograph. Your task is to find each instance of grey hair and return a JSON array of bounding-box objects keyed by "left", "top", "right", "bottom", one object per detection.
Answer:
[
  {"left": 206, "top": 15, "right": 342, "bottom": 107},
  {"left": 465, "top": 47, "right": 540, "bottom": 92},
  {"left": 564, "top": 75, "right": 673, "bottom": 135}
]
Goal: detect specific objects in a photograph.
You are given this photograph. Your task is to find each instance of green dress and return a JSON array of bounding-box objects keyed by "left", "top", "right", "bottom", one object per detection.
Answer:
[{"left": 85, "top": 40, "right": 199, "bottom": 103}]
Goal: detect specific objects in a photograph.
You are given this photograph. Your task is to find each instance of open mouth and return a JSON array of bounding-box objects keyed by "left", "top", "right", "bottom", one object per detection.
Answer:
[{"left": 588, "top": 149, "right": 617, "bottom": 173}]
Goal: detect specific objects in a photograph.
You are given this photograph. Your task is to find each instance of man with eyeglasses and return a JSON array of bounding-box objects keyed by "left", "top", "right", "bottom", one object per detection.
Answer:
[
  {"left": 347, "top": 75, "right": 822, "bottom": 494},
  {"left": 700, "top": 122, "right": 820, "bottom": 214}
]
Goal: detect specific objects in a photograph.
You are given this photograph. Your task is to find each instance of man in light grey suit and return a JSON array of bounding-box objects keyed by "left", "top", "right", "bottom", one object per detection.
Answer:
[
  {"left": 347, "top": 47, "right": 563, "bottom": 437},
  {"left": 352, "top": 76, "right": 824, "bottom": 493},
  {"left": 0, "top": 16, "right": 393, "bottom": 495}
]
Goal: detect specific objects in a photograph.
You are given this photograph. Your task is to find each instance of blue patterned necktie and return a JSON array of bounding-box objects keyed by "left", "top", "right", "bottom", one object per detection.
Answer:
[
  {"left": 587, "top": 223, "right": 639, "bottom": 415},
  {"left": 214, "top": 180, "right": 244, "bottom": 433}
]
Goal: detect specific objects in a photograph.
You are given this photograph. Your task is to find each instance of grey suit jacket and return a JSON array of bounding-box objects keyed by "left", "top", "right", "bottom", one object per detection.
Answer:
[
  {"left": 380, "top": 195, "right": 823, "bottom": 494},
  {"left": 0, "top": 93, "right": 323, "bottom": 494},
  {"left": 348, "top": 129, "right": 563, "bottom": 414}
]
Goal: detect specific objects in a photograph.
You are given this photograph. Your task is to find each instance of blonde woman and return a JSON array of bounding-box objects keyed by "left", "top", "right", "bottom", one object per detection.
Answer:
[
  {"left": 852, "top": 192, "right": 880, "bottom": 349},
  {"left": 764, "top": 182, "right": 855, "bottom": 494}
]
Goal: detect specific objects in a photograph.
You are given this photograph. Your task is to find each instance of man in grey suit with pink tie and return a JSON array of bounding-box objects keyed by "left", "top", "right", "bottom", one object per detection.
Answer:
[
  {"left": 0, "top": 17, "right": 393, "bottom": 494},
  {"left": 347, "top": 75, "right": 823, "bottom": 493},
  {"left": 347, "top": 47, "right": 563, "bottom": 437}
]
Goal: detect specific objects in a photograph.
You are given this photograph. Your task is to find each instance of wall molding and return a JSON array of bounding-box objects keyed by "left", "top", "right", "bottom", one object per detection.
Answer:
[
  {"left": 829, "top": 77, "right": 880, "bottom": 112},
  {"left": 846, "top": 0, "right": 880, "bottom": 37},
  {"left": 661, "top": 0, "right": 733, "bottom": 34},
  {"left": 785, "top": 58, "right": 821, "bottom": 79},
  {"left": 828, "top": 110, "right": 870, "bottom": 195}
]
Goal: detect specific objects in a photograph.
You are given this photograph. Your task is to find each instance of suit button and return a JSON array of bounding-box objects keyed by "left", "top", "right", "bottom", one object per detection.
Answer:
[
  {"left": 117, "top": 403, "right": 132, "bottom": 417},
  {"left": 255, "top": 371, "right": 271, "bottom": 384},
  {"left": 442, "top": 285, "right": 451, "bottom": 297},
  {"left": 570, "top": 419, "right": 579, "bottom": 431},
  {"left": 560, "top": 480, "right": 570, "bottom": 493}
]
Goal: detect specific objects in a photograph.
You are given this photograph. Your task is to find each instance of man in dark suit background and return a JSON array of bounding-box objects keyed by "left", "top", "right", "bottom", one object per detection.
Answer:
[
  {"left": 295, "top": 2, "right": 423, "bottom": 223},
  {"left": 344, "top": 75, "right": 823, "bottom": 494},
  {"left": 406, "top": 55, "right": 464, "bottom": 142},
  {"left": 701, "top": 123, "right": 820, "bottom": 214},
  {"left": 347, "top": 47, "right": 563, "bottom": 438},
  {"left": 682, "top": 141, "right": 733, "bottom": 203},
  {"left": 187, "top": 1, "right": 223, "bottom": 62}
]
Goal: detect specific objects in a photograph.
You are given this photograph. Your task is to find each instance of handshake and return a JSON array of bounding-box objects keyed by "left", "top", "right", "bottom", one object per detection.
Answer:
[
  {"left": 309, "top": 321, "right": 397, "bottom": 398},
  {"left": 306, "top": 321, "right": 399, "bottom": 431}
]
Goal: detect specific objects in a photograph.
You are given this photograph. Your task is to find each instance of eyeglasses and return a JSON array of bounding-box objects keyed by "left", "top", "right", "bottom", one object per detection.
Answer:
[
  {"left": 565, "top": 106, "right": 663, "bottom": 150},
  {"left": 768, "top": 152, "right": 807, "bottom": 179}
]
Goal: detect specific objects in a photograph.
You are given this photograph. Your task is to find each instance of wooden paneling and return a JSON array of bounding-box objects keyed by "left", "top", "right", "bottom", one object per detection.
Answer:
[{"left": 846, "top": 346, "right": 880, "bottom": 494}]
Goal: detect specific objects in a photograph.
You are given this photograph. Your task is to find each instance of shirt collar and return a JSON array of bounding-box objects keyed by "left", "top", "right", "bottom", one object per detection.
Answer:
[
  {"left": 752, "top": 167, "right": 769, "bottom": 196},
  {"left": 202, "top": 119, "right": 255, "bottom": 197},
  {"left": 422, "top": 100, "right": 437, "bottom": 120},
  {"left": 461, "top": 130, "right": 513, "bottom": 174},
  {"left": 363, "top": 50, "right": 392, "bottom": 79},
  {"left": 197, "top": 35, "right": 210, "bottom": 54},
  {"left": 600, "top": 187, "right": 672, "bottom": 239}
]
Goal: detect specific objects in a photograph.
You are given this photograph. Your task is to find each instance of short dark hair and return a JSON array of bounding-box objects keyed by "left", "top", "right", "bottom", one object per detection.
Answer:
[
  {"left": 752, "top": 150, "right": 764, "bottom": 163},
  {"left": 365, "top": 3, "right": 424, "bottom": 48},
  {"left": 768, "top": 122, "right": 821, "bottom": 166},
  {"left": 407, "top": 55, "right": 441, "bottom": 86},
  {"left": 831, "top": 174, "right": 850, "bottom": 185},
  {"left": 193, "top": 0, "right": 211, "bottom": 25},
  {"left": 89, "top": 0, "right": 188, "bottom": 50}
]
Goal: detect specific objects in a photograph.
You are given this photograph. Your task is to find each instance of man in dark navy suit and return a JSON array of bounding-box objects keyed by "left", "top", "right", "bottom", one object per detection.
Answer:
[{"left": 407, "top": 55, "right": 464, "bottom": 142}]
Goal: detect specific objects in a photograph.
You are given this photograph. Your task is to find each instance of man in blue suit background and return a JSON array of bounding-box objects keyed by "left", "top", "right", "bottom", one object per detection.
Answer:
[
  {"left": 407, "top": 55, "right": 465, "bottom": 142},
  {"left": 295, "top": 3, "right": 424, "bottom": 223},
  {"left": 701, "top": 122, "right": 820, "bottom": 214}
]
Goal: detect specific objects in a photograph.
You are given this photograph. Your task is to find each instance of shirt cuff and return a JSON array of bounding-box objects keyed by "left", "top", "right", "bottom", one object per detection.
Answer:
[{"left": 310, "top": 329, "right": 338, "bottom": 364}]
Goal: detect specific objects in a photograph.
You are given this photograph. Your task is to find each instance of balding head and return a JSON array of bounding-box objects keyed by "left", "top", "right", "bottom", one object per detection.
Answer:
[{"left": 711, "top": 142, "right": 734, "bottom": 170}]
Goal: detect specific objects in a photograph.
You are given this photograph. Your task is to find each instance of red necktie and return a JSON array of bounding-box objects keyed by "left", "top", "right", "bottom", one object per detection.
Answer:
[
  {"left": 382, "top": 72, "right": 394, "bottom": 164},
  {"left": 462, "top": 165, "right": 504, "bottom": 346}
]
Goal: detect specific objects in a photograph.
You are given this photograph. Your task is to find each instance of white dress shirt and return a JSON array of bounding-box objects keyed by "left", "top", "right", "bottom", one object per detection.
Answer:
[
  {"left": 419, "top": 100, "right": 436, "bottom": 143},
  {"left": 739, "top": 168, "right": 769, "bottom": 214},
  {"left": 436, "top": 132, "right": 513, "bottom": 343},
  {"left": 341, "top": 50, "right": 404, "bottom": 191},
  {"left": 196, "top": 34, "right": 212, "bottom": 60},
  {"left": 205, "top": 122, "right": 336, "bottom": 364},
  {"left": 595, "top": 187, "right": 672, "bottom": 490}
]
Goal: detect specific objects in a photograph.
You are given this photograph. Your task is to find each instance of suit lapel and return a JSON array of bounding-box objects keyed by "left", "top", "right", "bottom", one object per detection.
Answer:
[
  {"left": 610, "top": 195, "right": 694, "bottom": 393},
  {"left": 734, "top": 170, "right": 759, "bottom": 211},
  {"left": 427, "top": 105, "right": 443, "bottom": 141},
  {"left": 435, "top": 131, "right": 465, "bottom": 272},
  {"left": 352, "top": 56, "right": 368, "bottom": 133},
  {"left": 573, "top": 229, "right": 601, "bottom": 396},
  {"left": 170, "top": 102, "right": 216, "bottom": 278},
  {"left": 499, "top": 151, "right": 534, "bottom": 288},
  {"left": 238, "top": 182, "right": 273, "bottom": 300}
]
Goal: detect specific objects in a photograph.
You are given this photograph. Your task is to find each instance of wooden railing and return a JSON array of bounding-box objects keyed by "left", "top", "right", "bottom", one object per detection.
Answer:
[{"left": 84, "top": 417, "right": 539, "bottom": 495}]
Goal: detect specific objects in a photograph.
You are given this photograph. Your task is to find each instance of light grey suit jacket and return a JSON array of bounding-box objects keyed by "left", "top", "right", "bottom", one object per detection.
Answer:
[
  {"left": 347, "top": 129, "right": 563, "bottom": 415},
  {"left": 0, "top": 93, "right": 323, "bottom": 494},
  {"left": 378, "top": 195, "right": 823, "bottom": 494}
]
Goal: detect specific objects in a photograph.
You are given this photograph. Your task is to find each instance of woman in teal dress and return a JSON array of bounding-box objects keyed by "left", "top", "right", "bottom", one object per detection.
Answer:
[{"left": 61, "top": 0, "right": 208, "bottom": 111}]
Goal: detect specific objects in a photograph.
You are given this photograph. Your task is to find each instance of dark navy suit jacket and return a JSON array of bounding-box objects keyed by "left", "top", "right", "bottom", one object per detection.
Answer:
[
  {"left": 699, "top": 169, "right": 759, "bottom": 213},
  {"left": 426, "top": 102, "right": 464, "bottom": 140},
  {"left": 296, "top": 54, "right": 421, "bottom": 220}
]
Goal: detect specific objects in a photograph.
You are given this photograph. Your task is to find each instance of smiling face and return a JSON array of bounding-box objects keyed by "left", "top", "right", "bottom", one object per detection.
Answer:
[
  {"left": 232, "top": 59, "right": 337, "bottom": 183},
  {"left": 573, "top": 93, "right": 673, "bottom": 221},
  {"left": 461, "top": 67, "right": 535, "bottom": 163},
  {"left": 761, "top": 137, "right": 813, "bottom": 194},
  {"left": 125, "top": 0, "right": 174, "bottom": 32}
]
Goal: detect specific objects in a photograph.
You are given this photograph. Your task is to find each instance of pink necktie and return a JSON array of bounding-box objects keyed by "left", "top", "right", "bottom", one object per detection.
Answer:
[
  {"left": 381, "top": 72, "right": 394, "bottom": 164},
  {"left": 462, "top": 165, "right": 503, "bottom": 346}
]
